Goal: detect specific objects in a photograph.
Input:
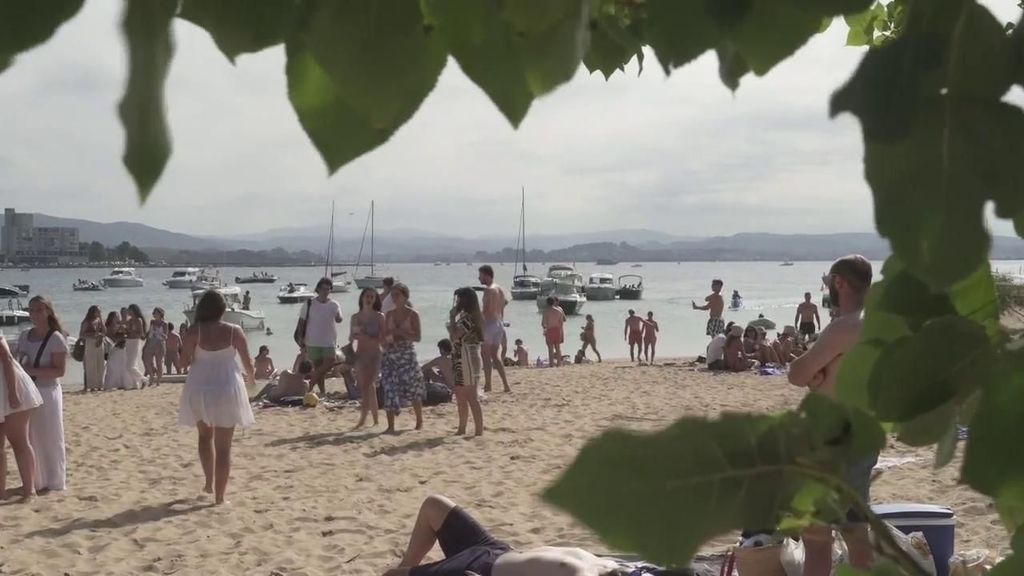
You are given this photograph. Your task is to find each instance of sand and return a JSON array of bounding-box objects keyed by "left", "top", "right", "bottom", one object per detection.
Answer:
[{"left": 0, "top": 362, "right": 1009, "bottom": 575}]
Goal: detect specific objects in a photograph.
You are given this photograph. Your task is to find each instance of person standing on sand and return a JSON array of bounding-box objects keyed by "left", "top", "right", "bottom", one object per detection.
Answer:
[
  {"left": 642, "top": 311, "right": 659, "bottom": 364},
  {"left": 478, "top": 265, "right": 511, "bottom": 392},
  {"left": 78, "top": 305, "right": 105, "bottom": 392},
  {"left": 165, "top": 323, "right": 182, "bottom": 375},
  {"left": 448, "top": 287, "right": 485, "bottom": 436},
  {"left": 795, "top": 292, "right": 822, "bottom": 337},
  {"left": 16, "top": 296, "right": 69, "bottom": 493},
  {"left": 350, "top": 288, "right": 384, "bottom": 429},
  {"left": 579, "top": 314, "right": 602, "bottom": 362},
  {"left": 1, "top": 333, "right": 43, "bottom": 502},
  {"left": 124, "top": 304, "right": 147, "bottom": 390},
  {"left": 788, "top": 255, "right": 875, "bottom": 576},
  {"left": 295, "top": 278, "right": 343, "bottom": 396},
  {"left": 143, "top": 307, "right": 168, "bottom": 387},
  {"left": 541, "top": 297, "right": 566, "bottom": 367},
  {"left": 693, "top": 279, "right": 726, "bottom": 338},
  {"left": 380, "top": 277, "right": 396, "bottom": 315},
  {"left": 380, "top": 283, "right": 426, "bottom": 433},
  {"left": 623, "top": 310, "right": 644, "bottom": 362},
  {"left": 177, "top": 290, "right": 256, "bottom": 506}
]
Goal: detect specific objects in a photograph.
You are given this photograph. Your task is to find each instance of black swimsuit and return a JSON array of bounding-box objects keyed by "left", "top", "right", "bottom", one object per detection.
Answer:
[{"left": 409, "top": 507, "right": 511, "bottom": 576}]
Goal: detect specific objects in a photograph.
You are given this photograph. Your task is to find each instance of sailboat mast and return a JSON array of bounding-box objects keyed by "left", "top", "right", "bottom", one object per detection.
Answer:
[
  {"left": 521, "top": 187, "right": 527, "bottom": 275},
  {"left": 370, "top": 200, "right": 375, "bottom": 276},
  {"left": 325, "top": 201, "right": 335, "bottom": 278}
]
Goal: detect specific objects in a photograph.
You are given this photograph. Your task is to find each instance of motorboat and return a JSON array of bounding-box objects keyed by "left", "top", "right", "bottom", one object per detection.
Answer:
[
  {"left": 780, "top": 261, "right": 795, "bottom": 267},
  {"left": 1, "top": 298, "right": 30, "bottom": 328},
  {"left": 0, "top": 283, "right": 28, "bottom": 298},
  {"left": 617, "top": 274, "right": 644, "bottom": 300},
  {"left": 184, "top": 287, "right": 265, "bottom": 331},
  {"left": 596, "top": 259, "right": 619, "bottom": 266},
  {"left": 100, "top": 267, "right": 144, "bottom": 288},
  {"left": 331, "top": 271, "right": 352, "bottom": 293},
  {"left": 277, "top": 283, "right": 315, "bottom": 304},
  {"left": 163, "top": 267, "right": 199, "bottom": 289},
  {"left": 546, "top": 264, "right": 576, "bottom": 279},
  {"left": 72, "top": 279, "right": 105, "bottom": 292},
  {"left": 511, "top": 275, "right": 542, "bottom": 301},
  {"left": 584, "top": 273, "right": 618, "bottom": 301},
  {"left": 191, "top": 268, "right": 224, "bottom": 291},
  {"left": 630, "top": 263, "right": 643, "bottom": 268},
  {"left": 235, "top": 271, "right": 279, "bottom": 284},
  {"left": 536, "top": 272, "right": 587, "bottom": 315}
]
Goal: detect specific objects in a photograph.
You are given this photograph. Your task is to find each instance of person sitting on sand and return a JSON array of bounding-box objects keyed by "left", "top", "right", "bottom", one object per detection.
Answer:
[
  {"left": 422, "top": 339, "right": 454, "bottom": 387},
  {"left": 692, "top": 279, "right": 725, "bottom": 338},
  {"left": 725, "top": 325, "right": 755, "bottom": 372},
  {"left": 514, "top": 339, "right": 529, "bottom": 367},
  {"left": 772, "top": 326, "right": 802, "bottom": 366},
  {"left": 254, "top": 345, "right": 275, "bottom": 380},
  {"left": 579, "top": 314, "right": 602, "bottom": 362},
  {"left": 743, "top": 326, "right": 780, "bottom": 366},
  {"left": 706, "top": 321, "right": 733, "bottom": 370},
  {"left": 253, "top": 360, "right": 313, "bottom": 403},
  {"left": 541, "top": 297, "right": 566, "bottom": 368},
  {"left": 383, "top": 495, "right": 635, "bottom": 576}
]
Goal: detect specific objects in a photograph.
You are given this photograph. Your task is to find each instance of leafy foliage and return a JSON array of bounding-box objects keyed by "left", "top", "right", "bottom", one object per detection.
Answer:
[{"left": 3, "top": 0, "right": 1024, "bottom": 573}]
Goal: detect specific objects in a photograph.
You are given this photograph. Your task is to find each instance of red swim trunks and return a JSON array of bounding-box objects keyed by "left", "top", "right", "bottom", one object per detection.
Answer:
[
  {"left": 545, "top": 327, "right": 564, "bottom": 346},
  {"left": 628, "top": 331, "right": 643, "bottom": 346}
]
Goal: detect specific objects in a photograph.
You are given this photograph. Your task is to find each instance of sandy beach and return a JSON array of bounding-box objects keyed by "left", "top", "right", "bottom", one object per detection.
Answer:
[{"left": 0, "top": 362, "right": 1008, "bottom": 575}]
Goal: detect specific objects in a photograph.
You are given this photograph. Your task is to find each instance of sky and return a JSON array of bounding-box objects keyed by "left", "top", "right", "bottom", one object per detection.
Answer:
[{"left": 0, "top": 1, "right": 1020, "bottom": 239}]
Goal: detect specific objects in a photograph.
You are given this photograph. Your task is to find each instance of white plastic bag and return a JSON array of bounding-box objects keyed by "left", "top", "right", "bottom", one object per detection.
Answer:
[
  {"left": 778, "top": 533, "right": 848, "bottom": 576},
  {"left": 949, "top": 549, "right": 998, "bottom": 576}
]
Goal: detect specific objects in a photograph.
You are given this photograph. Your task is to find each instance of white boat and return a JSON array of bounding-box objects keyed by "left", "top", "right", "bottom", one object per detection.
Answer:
[
  {"left": 1, "top": 298, "right": 30, "bottom": 328},
  {"left": 277, "top": 283, "right": 315, "bottom": 304},
  {"left": 536, "top": 271, "right": 587, "bottom": 315},
  {"left": 163, "top": 267, "right": 199, "bottom": 289},
  {"left": 584, "top": 273, "right": 617, "bottom": 301},
  {"left": 184, "top": 287, "right": 265, "bottom": 331},
  {"left": 72, "top": 279, "right": 105, "bottom": 292},
  {"left": 324, "top": 201, "right": 352, "bottom": 294},
  {"left": 352, "top": 201, "right": 389, "bottom": 290},
  {"left": 235, "top": 271, "right": 279, "bottom": 284},
  {"left": 617, "top": 274, "right": 644, "bottom": 300},
  {"left": 509, "top": 188, "right": 542, "bottom": 301},
  {"left": 100, "top": 267, "right": 144, "bottom": 288},
  {"left": 190, "top": 268, "right": 224, "bottom": 290},
  {"left": 0, "top": 283, "right": 28, "bottom": 298}
]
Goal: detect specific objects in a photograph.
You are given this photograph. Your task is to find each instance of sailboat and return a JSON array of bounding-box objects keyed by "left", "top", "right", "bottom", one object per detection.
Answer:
[
  {"left": 510, "top": 188, "right": 541, "bottom": 301},
  {"left": 325, "top": 201, "right": 351, "bottom": 293},
  {"left": 354, "top": 201, "right": 385, "bottom": 290}
]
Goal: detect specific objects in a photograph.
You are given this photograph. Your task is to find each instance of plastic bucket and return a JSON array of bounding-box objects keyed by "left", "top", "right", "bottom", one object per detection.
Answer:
[{"left": 873, "top": 503, "right": 955, "bottom": 576}]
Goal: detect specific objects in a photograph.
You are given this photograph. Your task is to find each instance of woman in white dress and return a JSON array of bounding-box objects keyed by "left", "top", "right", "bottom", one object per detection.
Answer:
[
  {"left": 1, "top": 335, "right": 43, "bottom": 502},
  {"left": 78, "top": 305, "right": 106, "bottom": 392},
  {"left": 123, "top": 304, "right": 146, "bottom": 390},
  {"left": 102, "top": 311, "right": 127, "bottom": 391},
  {"left": 178, "top": 290, "right": 255, "bottom": 505},
  {"left": 16, "top": 295, "right": 68, "bottom": 493}
]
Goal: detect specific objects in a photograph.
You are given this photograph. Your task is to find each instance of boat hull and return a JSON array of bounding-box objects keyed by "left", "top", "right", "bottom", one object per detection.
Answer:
[
  {"left": 163, "top": 278, "right": 195, "bottom": 289},
  {"left": 0, "top": 284, "right": 27, "bottom": 298},
  {"left": 331, "top": 283, "right": 351, "bottom": 293},
  {"left": 101, "top": 278, "right": 144, "bottom": 288},
  {"left": 277, "top": 293, "right": 315, "bottom": 304},
  {"left": 536, "top": 295, "right": 586, "bottom": 315},
  {"left": 511, "top": 288, "right": 540, "bottom": 301},
  {"left": 72, "top": 285, "right": 105, "bottom": 292},
  {"left": 354, "top": 277, "right": 385, "bottom": 290},
  {"left": 185, "top": 309, "right": 266, "bottom": 331},
  {"left": 617, "top": 288, "right": 643, "bottom": 301},
  {"left": 235, "top": 276, "right": 278, "bottom": 284},
  {"left": 584, "top": 286, "right": 617, "bottom": 301}
]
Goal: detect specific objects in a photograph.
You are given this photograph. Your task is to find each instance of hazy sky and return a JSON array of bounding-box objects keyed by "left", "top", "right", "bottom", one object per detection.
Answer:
[{"left": 0, "top": 1, "right": 1019, "bottom": 239}]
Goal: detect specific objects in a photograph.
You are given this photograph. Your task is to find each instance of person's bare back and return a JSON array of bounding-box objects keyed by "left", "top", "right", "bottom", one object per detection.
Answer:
[
  {"left": 705, "top": 293, "right": 724, "bottom": 317},
  {"left": 482, "top": 284, "right": 507, "bottom": 322},
  {"left": 493, "top": 546, "right": 623, "bottom": 576},
  {"left": 542, "top": 306, "right": 565, "bottom": 330}
]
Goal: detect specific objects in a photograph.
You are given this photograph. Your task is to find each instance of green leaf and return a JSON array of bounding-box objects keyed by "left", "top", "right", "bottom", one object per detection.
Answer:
[
  {"left": 644, "top": 0, "right": 722, "bottom": 73},
  {"left": 544, "top": 397, "right": 883, "bottom": 566},
  {"left": 729, "top": 0, "right": 825, "bottom": 75},
  {"left": 948, "top": 262, "right": 1001, "bottom": 341},
  {"left": 868, "top": 316, "right": 990, "bottom": 421},
  {"left": 963, "top": 353, "right": 1024, "bottom": 528},
  {"left": 284, "top": 39, "right": 390, "bottom": 174},
  {"left": 874, "top": 268, "right": 956, "bottom": 330},
  {"left": 836, "top": 561, "right": 904, "bottom": 576},
  {"left": 422, "top": 0, "right": 589, "bottom": 127},
  {"left": 118, "top": 0, "right": 176, "bottom": 201},
  {"left": 178, "top": 0, "right": 299, "bottom": 63},
  {"left": 991, "top": 555, "right": 1024, "bottom": 576},
  {"left": 896, "top": 401, "right": 956, "bottom": 447},
  {"left": 303, "top": 0, "right": 447, "bottom": 133},
  {"left": 943, "top": 0, "right": 1015, "bottom": 100},
  {"left": 0, "top": 0, "right": 83, "bottom": 75},
  {"left": 793, "top": 0, "right": 873, "bottom": 17},
  {"left": 716, "top": 42, "right": 750, "bottom": 92},
  {"left": 934, "top": 413, "right": 959, "bottom": 469},
  {"left": 843, "top": 2, "right": 884, "bottom": 47},
  {"left": 583, "top": 13, "right": 641, "bottom": 79}
]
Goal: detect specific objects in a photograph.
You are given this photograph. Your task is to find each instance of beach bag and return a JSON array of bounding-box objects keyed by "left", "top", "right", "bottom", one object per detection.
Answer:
[
  {"left": 423, "top": 382, "right": 452, "bottom": 406},
  {"left": 733, "top": 545, "right": 786, "bottom": 576},
  {"left": 293, "top": 300, "right": 312, "bottom": 347},
  {"left": 71, "top": 338, "right": 86, "bottom": 362}
]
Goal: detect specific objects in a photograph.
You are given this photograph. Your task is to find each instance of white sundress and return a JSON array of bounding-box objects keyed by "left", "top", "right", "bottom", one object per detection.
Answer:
[
  {"left": 177, "top": 326, "right": 255, "bottom": 429},
  {"left": 0, "top": 351, "right": 44, "bottom": 423}
]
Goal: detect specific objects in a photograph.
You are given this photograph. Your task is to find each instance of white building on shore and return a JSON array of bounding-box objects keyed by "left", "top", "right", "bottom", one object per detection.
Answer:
[{"left": 2, "top": 208, "right": 85, "bottom": 264}]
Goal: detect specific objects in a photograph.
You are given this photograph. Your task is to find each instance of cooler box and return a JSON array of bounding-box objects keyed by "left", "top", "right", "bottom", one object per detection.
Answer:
[{"left": 872, "top": 503, "right": 955, "bottom": 576}]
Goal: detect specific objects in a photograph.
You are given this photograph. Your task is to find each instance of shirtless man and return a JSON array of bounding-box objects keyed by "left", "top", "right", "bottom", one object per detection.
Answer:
[
  {"left": 788, "top": 255, "right": 874, "bottom": 576},
  {"left": 422, "top": 339, "right": 454, "bottom": 386},
  {"left": 541, "top": 297, "right": 566, "bottom": 367},
  {"left": 795, "top": 291, "right": 822, "bottom": 337},
  {"left": 384, "top": 495, "right": 630, "bottom": 576},
  {"left": 642, "top": 311, "right": 659, "bottom": 364},
  {"left": 478, "top": 266, "right": 511, "bottom": 392},
  {"left": 692, "top": 279, "right": 725, "bottom": 338},
  {"left": 623, "top": 310, "right": 644, "bottom": 363},
  {"left": 253, "top": 359, "right": 312, "bottom": 402},
  {"left": 513, "top": 339, "right": 529, "bottom": 367}
]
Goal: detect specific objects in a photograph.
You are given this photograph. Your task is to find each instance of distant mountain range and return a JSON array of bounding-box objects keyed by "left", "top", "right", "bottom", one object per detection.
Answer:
[{"left": 27, "top": 213, "right": 1024, "bottom": 263}]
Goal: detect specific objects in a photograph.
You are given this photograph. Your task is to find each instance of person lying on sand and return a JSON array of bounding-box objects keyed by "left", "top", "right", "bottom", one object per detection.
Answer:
[
  {"left": 252, "top": 360, "right": 312, "bottom": 402},
  {"left": 383, "top": 495, "right": 638, "bottom": 576}
]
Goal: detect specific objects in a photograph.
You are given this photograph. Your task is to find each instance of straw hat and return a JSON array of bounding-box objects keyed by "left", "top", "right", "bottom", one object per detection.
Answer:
[{"left": 783, "top": 325, "right": 797, "bottom": 337}]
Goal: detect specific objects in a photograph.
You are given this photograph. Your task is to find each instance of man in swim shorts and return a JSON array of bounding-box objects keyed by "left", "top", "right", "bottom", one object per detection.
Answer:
[
  {"left": 692, "top": 279, "right": 725, "bottom": 338},
  {"left": 795, "top": 291, "right": 821, "bottom": 337},
  {"left": 541, "top": 297, "right": 566, "bottom": 367},
  {"left": 384, "top": 495, "right": 631, "bottom": 576},
  {"left": 623, "top": 309, "right": 644, "bottom": 363},
  {"left": 479, "top": 265, "right": 511, "bottom": 392}
]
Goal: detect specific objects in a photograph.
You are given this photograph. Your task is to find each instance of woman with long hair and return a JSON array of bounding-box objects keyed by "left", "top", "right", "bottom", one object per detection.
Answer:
[
  {"left": 449, "top": 287, "right": 485, "bottom": 436},
  {"left": 177, "top": 290, "right": 255, "bottom": 505},
  {"left": 123, "top": 304, "right": 146, "bottom": 390},
  {"left": 16, "top": 296, "right": 68, "bottom": 492},
  {"left": 142, "top": 307, "right": 168, "bottom": 387},
  {"left": 79, "top": 305, "right": 106, "bottom": 392},
  {"left": 380, "top": 283, "right": 425, "bottom": 433},
  {"left": 102, "top": 311, "right": 127, "bottom": 391},
  {"left": 1, "top": 330, "right": 43, "bottom": 502},
  {"left": 350, "top": 288, "right": 384, "bottom": 428}
]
